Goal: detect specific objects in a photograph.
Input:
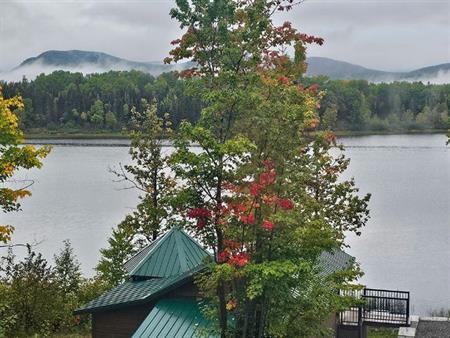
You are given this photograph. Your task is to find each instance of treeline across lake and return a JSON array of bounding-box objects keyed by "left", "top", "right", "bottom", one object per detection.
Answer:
[
  {"left": 1, "top": 70, "right": 201, "bottom": 133},
  {"left": 1, "top": 70, "right": 449, "bottom": 134}
]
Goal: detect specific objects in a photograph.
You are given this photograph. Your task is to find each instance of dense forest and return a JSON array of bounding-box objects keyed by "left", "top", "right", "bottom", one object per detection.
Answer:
[{"left": 1, "top": 70, "right": 449, "bottom": 134}]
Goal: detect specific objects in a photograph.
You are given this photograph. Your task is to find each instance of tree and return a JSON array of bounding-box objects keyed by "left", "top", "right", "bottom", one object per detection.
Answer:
[
  {"left": 0, "top": 247, "right": 60, "bottom": 336},
  {"left": 112, "top": 100, "right": 175, "bottom": 241},
  {"left": 54, "top": 240, "right": 82, "bottom": 295},
  {"left": 166, "top": 1, "right": 367, "bottom": 337},
  {"left": 96, "top": 223, "right": 137, "bottom": 287},
  {"left": 105, "top": 111, "right": 118, "bottom": 129},
  {"left": 322, "top": 104, "right": 338, "bottom": 130},
  {"left": 99, "top": 100, "right": 176, "bottom": 286},
  {"left": 89, "top": 99, "right": 105, "bottom": 127},
  {"left": 0, "top": 242, "right": 105, "bottom": 336},
  {"left": 0, "top": 88, "right": 50, "bottom": 243}
]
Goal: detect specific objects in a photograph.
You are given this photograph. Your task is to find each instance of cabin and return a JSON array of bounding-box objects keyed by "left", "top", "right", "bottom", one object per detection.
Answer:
[{"left": 74, "top": 227, "right": 369, "bottom": 337}]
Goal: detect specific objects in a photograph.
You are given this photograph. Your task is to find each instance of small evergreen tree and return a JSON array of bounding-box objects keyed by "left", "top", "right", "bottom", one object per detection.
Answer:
[
  {"left": 96, "top": 223, "right": 137, "bottom": 287},
  {"left": 54, "top": 240, "right": 82, "bottom": 295}
]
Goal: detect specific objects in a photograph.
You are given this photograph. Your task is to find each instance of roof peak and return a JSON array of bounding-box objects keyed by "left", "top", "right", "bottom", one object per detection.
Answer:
[{"left": 127, "top": 227, "right": 211, "bottom": 279}]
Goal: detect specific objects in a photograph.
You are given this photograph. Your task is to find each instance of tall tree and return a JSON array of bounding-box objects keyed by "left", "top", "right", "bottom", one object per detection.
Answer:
[
  {"left": 98, "top": 100, "right": 176, "bottom": 286},
  {"left": 166, "top": 1, "right": 369, "bottom": 337}
]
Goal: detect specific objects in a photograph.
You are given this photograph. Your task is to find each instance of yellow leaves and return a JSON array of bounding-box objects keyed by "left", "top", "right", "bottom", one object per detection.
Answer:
[
  {"left": 3, "top": 163, "right": 14, "bottom": 176},
  {"left": 15, "top": 189, "right": 32, "bottom": 199},
  {"left": 226, "top": 299, "right": 237, "bottom": 311},
  {"left": 0, "top": 225, "right": 15, "bottom": 243},
  {"left": 0, "top": 88, "right": 24, "bottom": 145},
  {"left": 0, "top": 87, "right": 50, "bottom": 243}
]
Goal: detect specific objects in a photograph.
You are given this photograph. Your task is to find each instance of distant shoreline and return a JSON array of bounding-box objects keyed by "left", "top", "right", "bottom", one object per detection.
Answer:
[{"left": 24, "top": 129, "right": 448, "bottom": 141}]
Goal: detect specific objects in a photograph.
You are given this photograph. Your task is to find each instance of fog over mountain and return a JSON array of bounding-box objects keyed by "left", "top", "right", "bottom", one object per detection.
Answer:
[
  {"left": 0, "top": 50, "right": 190, "bottom": 82},
  {"left": 1, "top": 50, "right": 449, "bottom": 84}
]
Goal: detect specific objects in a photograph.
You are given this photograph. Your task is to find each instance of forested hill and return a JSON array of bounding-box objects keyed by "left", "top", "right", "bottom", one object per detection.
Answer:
[
  {"left": 1, "top": 70, "right": 449, "bottom": 134},
  {"left": 306, "top": 57, "right": 450, "bottom": 82},
  {"left": 3, "top": 50, "right": 449, "bottom": 83}
]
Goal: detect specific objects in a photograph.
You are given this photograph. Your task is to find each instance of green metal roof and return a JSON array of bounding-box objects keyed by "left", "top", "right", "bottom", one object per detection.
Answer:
[
  {"left": 75, "top": 228, "right": 211, "bottom": 314},
  {"left": 124, "top": 236, "right": 163, "bottom": 273},
  {"left": 76, "top": 227, "right": 352, "bottom": 315},
  {"left": 75, "top": 265, "right": 205, "bottom": 314},
  {"left": 318, "top": 248, "right": 354, "bottom": 276},
  {"left": 129, "top": 228, "right": 211, "bottom": 278},
  {"left": 132, "top": 298, "right": 218, "bottom": 338}
]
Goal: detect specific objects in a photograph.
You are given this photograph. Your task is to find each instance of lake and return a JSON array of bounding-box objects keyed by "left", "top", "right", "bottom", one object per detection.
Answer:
[{"left": 1, "top": 134, "right": 449, "bottom": 315}]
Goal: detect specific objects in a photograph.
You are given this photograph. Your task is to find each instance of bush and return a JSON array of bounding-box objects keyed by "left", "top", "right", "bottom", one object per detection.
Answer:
[{"left": 0, "top": 243, "right": 107, "bottom": 337}]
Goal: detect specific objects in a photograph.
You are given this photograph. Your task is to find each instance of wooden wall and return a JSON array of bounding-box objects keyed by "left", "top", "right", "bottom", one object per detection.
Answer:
[
  {"left": 91, "top": 280, "right": 198, "bottom": 337},
  {"left": 92, "top": 302, "right": 154, "bottom": 338}
]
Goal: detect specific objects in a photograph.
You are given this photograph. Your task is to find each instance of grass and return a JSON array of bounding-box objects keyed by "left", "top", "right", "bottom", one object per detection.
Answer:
[{"left": 367, "top": 327, "right": 398, "bottom": 338}]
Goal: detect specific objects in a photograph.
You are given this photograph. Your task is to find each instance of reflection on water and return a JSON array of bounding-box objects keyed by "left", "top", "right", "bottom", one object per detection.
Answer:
[{"left": 2, "top": 134, "right": 449, "bottom": 314}]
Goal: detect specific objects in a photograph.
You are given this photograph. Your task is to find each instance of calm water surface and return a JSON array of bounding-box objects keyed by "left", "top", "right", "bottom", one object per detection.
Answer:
[{"left": 1, "top": 134, "right": 449, "bottom": 314}]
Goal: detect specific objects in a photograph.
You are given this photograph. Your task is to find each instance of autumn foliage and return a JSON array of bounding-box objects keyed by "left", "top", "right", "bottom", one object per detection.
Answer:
[{"left": 0, "top": 88, "right": 50, "bottom": 243}]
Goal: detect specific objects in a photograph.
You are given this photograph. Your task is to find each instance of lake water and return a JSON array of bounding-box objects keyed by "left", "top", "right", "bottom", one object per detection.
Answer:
[{"left": 1, "top": 134, "right": 449, "bottom": 315}]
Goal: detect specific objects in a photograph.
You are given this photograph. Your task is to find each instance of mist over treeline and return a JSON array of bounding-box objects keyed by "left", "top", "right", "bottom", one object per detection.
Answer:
[{"left": 1, "top": 70, "right": 449, "bottom": 134}]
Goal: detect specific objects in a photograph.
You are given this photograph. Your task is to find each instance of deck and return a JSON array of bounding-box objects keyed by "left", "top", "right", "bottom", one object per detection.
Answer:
[{"left": 339, "top": 288, "right": 410, "bottom": 330}]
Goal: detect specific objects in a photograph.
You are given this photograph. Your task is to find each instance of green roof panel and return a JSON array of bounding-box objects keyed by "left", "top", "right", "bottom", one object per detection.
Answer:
[
  {"left": 132, "top": 298, "right": 218, "bottom": 338},
  {"left": 129, "top": 228, "right": 211, "bottom": 278},
  {"left": 75, "top": 267, "right": 204, "bottom": 314},
  {"left": 75, "top": 228, "right": 211, "bottom": 314},
  {"left": 318, "top": 248, "right": 354, "bottom": 276}
]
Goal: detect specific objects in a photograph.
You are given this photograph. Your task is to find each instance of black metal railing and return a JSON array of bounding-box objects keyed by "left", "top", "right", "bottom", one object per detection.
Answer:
[{"left": 339, "top": 288, "right": 410, "bottom": 327}]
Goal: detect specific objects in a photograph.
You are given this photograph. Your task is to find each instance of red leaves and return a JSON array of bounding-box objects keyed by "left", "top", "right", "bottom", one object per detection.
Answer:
[
  {"left": 307, "top": 83, "right": 320, "bottom": 93},
  {"left": 259, "top": 170, "right": 276, "bottom": 186},
  {"left": 277, "top": 198, "right": 294, "bottom": 210},
  {"left": 187, "top": 207, "right": 211, "bottom": 229},
  {"left": 228, "top": 252, "right": 250, "bottom": 267},
  {"left": 224, "top": 240, "right": 241, "bottom": 250},
  {"left": 298, "top": 33, "right": 324, "bottom": 46},
  {"left": 218, "top": 250, "right": 250, "bottom": 268},
  {"left": 278, "top": 76, "right": 290, "bottom": 85},
  {"left": 218, "top": 250, "right": 231, "bottom": 263},
  {"left": 249, "top": 182, "right": 261, "bottom": 196},
  {"left": 187, "top": 207, "right": 211, "bottom": 218},
  {"left": 239, "top": 213, "right": 255, "bottom": 225},
  {"left": 262, "top": 219, "right": 274, "bottom": 230},
  {"left": 196, "top": 218, "right": 206, "bottom": 229}
]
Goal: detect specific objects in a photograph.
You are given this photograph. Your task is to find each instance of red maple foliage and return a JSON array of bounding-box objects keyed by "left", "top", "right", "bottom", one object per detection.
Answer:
[{"left": 262, "top": 219, "right": 275, "bottom": 230}]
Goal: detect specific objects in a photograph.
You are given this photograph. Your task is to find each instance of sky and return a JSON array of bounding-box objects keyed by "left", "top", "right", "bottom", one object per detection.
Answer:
[{"left": 0, "top": 0, "right": 449, "bottom": 72}]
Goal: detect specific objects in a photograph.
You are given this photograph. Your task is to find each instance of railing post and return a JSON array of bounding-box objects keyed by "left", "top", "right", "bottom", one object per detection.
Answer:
[
  {"left": 406, "top": 292, "right": 410, "bottom": 326},
  {"left": 358, "top": 306, "right": 363, "bottom": 338}
]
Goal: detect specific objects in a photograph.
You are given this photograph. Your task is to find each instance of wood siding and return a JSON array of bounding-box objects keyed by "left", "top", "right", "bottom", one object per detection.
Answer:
[
  {"left": 92, "top": 302, "right": 154, "bottom": 338},
  {"left": 91, "top": 280, "right": 198, "bottom": 337}
]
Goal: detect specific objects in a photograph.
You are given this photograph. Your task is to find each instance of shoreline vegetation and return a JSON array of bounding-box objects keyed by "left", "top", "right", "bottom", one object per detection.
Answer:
[
  {"left": 24, "top": 129, "right": 448, "bottom": 140},
  {"left": 2, "top": 70, "right": 449, "bottom": 140}
]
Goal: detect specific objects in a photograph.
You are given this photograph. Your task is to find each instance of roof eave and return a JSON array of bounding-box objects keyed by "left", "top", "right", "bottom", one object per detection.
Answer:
[{"left": 74, "top": 265, "right": 207, "bottom": 315}]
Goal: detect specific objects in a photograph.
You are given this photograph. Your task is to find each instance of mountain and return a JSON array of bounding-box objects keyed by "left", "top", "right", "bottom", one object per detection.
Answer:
[
  {"left": 305, "top": 57, "right": 396, "bottom": 81},
  {"left": 305, "top": 57, "right": 450, "bottom": 83},
  {"left": 19, "top": 50, "right": 148, "bottom": 69},
  {"left": 1, "top": 50, "right": 449, "bottom": 84},
  {"left": 1, "top": 50, "right": 188, "bottom": 82}
]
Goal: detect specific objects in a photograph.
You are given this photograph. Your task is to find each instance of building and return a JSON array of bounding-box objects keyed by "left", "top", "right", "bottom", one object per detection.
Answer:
[{"left": 75, "top": 227, "right": 355, "bottom": 337}]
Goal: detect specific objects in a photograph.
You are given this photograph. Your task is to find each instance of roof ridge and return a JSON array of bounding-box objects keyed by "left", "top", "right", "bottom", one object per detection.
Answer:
[
  {"left": 128, "top": 229, "right": 173, "bottom": 277},
  {"left": 174, "top": 230, "right": 189, "bottom": 272},
  {"left": 128, "top": 227, "right": 210, "bottom": 278}
]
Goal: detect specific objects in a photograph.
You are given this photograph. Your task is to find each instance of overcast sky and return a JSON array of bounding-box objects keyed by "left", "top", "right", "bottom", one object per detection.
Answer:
[{"left": 0, "top": 0, "right": 449, "bottom": 72}]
